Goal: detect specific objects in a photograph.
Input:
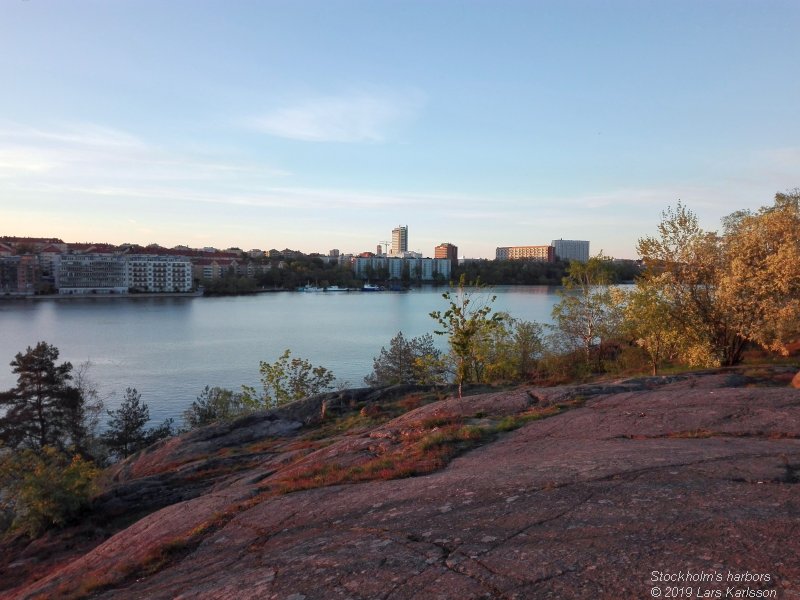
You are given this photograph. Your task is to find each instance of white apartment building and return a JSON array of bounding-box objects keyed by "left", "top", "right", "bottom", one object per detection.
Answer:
[
  {"left": 353, "top": 257, "right": 451, "bottom": 281},
  {"left": 126, "top": 255, "right": 193, "bottom": 293}
]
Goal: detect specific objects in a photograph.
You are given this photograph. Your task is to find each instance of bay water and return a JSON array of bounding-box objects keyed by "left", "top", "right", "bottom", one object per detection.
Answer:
[{"left": 0, "top": 286, "right": 562, "bottom": 424}]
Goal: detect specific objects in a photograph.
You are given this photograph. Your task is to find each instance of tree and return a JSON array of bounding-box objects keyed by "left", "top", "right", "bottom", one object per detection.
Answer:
[
  {"left": 0, "top": 342, "right": 81, "bottom": 452},
  {"left": 550, "top": 254, "right": 626, "bottom": 367},
  {"left": 622, "top": 280, "right": 684, "bottom": 375},
  {"left": 63, "top": 361, "right": 105, "bottom": 460},
  {"left": 102, "top": 388, "right": 173, "bottom": 460},
  {"left": 637, "top": 203, "right": 746, "bottom": 366},
  {"left": 430, "top": 275, "right": 503, "bottom": 398},
  {"left": 183, "top": 386, "right": 254, "bottom": 429},
  {"left": 243, "top": 350, "right": 336, "bottom": 409},
  {"left": 636, "top": 195, "right": 800, "bottom": 367},
  {"left": 717, "top": 191, "right": 800, "bottom": 355},
  {"left": 510, "top": 318, "right": 546, "bottom": 381},
  {"left": 365, "top": 332, "right": 446, "bottom": 387}
]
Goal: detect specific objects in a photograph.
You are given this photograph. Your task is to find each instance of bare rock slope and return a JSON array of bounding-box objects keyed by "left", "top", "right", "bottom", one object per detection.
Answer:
[{"left": 5, "top": 367, "right": 800, "bottom": 599}]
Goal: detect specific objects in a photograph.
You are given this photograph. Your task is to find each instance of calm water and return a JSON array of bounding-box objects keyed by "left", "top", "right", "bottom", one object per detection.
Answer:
[{"left": 0, "top": 286, "right": 562, "bottom": 424}]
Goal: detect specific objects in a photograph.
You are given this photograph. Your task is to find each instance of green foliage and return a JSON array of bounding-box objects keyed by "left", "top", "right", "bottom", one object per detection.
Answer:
[
  {"left": 622, "top": 280, "right": 684, "bottom": 375},
  {"left": 430, "top": 275, "right": 503, "bottom": 397},
  {"left": 0, "top": 342, "right": 88, "bottom": 453},
  {"left": 0, "top": 446, "right": 98, "bottom": 537},
  {"left": 200, "top": 275, "right": 258, "bottom": 296},
  {"left": 102, "top": 388, "right": 174, "bottom": 460},
  {"left": 550, "top": 254, "right": 626, "bottom": 368},
  {"left": 365, "top": 331, "right": 447, "bottom": 386},
  {"left": 183, "top": 386, "right": 255, "bottom": 429},
  {"left": 456, "top": 259, "right": 570, "bottom": 285},
  {"left": 256, "top": 256, "right": 360, "bottom": 290},
  {"left": 243, "top": 350, "right": 336, "bottom": 409}
]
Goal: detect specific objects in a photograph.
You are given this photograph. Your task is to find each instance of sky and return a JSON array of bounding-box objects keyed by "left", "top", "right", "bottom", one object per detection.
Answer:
[{"left": 1, "top": 0, "right": 798, "bottom": 259}]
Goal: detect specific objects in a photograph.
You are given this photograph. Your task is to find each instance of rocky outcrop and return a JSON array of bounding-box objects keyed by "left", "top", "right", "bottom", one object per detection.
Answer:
[{"left": 3, "top": 366, "right": 800, "bottom": 599}]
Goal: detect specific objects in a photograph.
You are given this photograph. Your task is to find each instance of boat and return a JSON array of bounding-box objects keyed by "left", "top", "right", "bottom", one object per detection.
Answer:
[
  {"left": 299, "top": 283, "right": 324, "bottom": 292},
  {"left": 324, "top": 285, "right": 350, "bottom": 292},
  {"left": 361, "top": 283, "right": 384, "bottom": 292}
]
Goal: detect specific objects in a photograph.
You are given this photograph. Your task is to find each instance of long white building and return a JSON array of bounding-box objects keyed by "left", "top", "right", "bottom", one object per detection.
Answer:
[
  {"left": 353, "top": 256, "right": 451, "bottom": 281},
  {"left": 55, "top": 253, "right": 193, "bottom": 294}
]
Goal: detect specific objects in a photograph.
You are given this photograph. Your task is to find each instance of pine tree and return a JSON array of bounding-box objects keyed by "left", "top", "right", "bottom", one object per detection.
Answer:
[{"left": 0, "top": 342, "right": 78, "bottom": 451}]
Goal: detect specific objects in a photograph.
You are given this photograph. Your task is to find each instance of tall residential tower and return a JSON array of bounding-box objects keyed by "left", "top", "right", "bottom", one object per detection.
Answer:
[{"left": 391, "top": 225, "right": 408, "bottom": 256}]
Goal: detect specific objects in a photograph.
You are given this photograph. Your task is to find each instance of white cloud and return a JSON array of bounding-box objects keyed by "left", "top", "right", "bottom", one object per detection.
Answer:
[{"left": 251, "top": 90, "right": 425, "bottom": 143}]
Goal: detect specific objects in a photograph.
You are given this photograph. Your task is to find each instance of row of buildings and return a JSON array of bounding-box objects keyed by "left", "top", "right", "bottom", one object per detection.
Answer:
[
  {"left": 0, "top": 237, "right": 458, "bottom": 295},
  {"left": 381, "top": 226, "right": 588, "bottom": 265},
  {"left": 0, "top": 238, "right": 231, "bottom": 296},
  {"left": 1, "top": 234, "right": 591, "bottom": 296}
]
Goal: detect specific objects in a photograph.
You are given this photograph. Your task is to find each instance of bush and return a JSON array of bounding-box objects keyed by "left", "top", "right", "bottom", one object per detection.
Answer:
[
  {"left": 183, "top": 386, "right": 254, "bottom": 429},
  {"left": 0, "top": 446, "right": 98, "bottom": 537},
  {"left": 243, "top": 350, "right": 335, "bottom": 408},
  {"left": 365, "top": 331, "right": 447, "bottom": 386}
]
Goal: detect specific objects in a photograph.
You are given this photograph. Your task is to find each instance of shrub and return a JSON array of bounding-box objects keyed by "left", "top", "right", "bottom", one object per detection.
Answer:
[{"left": 0, "top": 446, "right": 98, "bottom": 537}]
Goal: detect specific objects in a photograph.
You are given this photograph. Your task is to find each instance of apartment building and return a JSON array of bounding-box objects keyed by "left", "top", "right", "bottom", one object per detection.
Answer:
[
  {"left": 0, "top": 255, "right": 38, "bottom": 295},
  {"left": 54, "top": 253, "right": 193, "bottom": 294},
  {"left": 495, "top": 245, "right": 555, "bottom": 262},
  {"left": 435, "top": 243, "right": 458, "bottom": 271},
  {"left": 552, "top": 239, "right": 590, "bottom": 263},
  {"left": 55, "top": 254, "right": 128, "bottom": 295},
  {"left": 352, "top": 256, "right": 451, "bottom": 281},
  {"left": 391, "top": 225, "right": 408, "bottom": 256},
  {"left": 126, "top": 255, "right": 193, "bottom": 293}
]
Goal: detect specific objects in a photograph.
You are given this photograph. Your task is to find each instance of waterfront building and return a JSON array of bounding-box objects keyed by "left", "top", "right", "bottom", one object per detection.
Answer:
[
  {"left": 391, "top": 225, "right": 408, "bottom": 256},
  {"left": 55, "top": 254, "right": 128, "bottom": 295},
  {"left": 126, "top": 255, "right": 193, "bottom": 293},
  {"left": 495, "top": 246, "right": 555, "bottom": 262},
  {"left": 353, "top": 256, "right": 451, "bottom": 282},
  {"left": 551, "top": 239, "right": 590, "bottom": 263}
]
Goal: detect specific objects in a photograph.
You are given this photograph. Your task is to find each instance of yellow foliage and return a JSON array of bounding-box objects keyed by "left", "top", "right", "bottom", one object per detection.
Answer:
[{"left": 0, "top": 446, "right": 99, "bottom": 537}]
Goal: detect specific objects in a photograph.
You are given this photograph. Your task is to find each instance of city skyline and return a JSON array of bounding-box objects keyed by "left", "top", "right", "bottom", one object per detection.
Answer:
[{"left": 2, "top": 1, "right": 799, "bottom": 259}]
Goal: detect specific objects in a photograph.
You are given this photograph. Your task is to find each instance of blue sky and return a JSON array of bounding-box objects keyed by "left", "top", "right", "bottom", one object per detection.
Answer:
[{"left": 1, "top": 0, "right": 798, "bottom": 259}]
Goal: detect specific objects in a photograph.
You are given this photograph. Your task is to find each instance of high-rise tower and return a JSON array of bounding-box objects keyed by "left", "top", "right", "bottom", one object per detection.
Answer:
[{"left": 391, "top": 225, "right": 408, "bottom": 256}]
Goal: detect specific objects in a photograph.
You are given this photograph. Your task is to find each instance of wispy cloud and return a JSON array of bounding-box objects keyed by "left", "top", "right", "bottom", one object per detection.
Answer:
[
  {"left": 250, "top": 90, "right": 425, "bottom": 143},
  {"left": 0, "top": 121, "right": 146, "bottom": 151},
  {"left": 0, "top": 121, "right": 289, "bottom": 186}
]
